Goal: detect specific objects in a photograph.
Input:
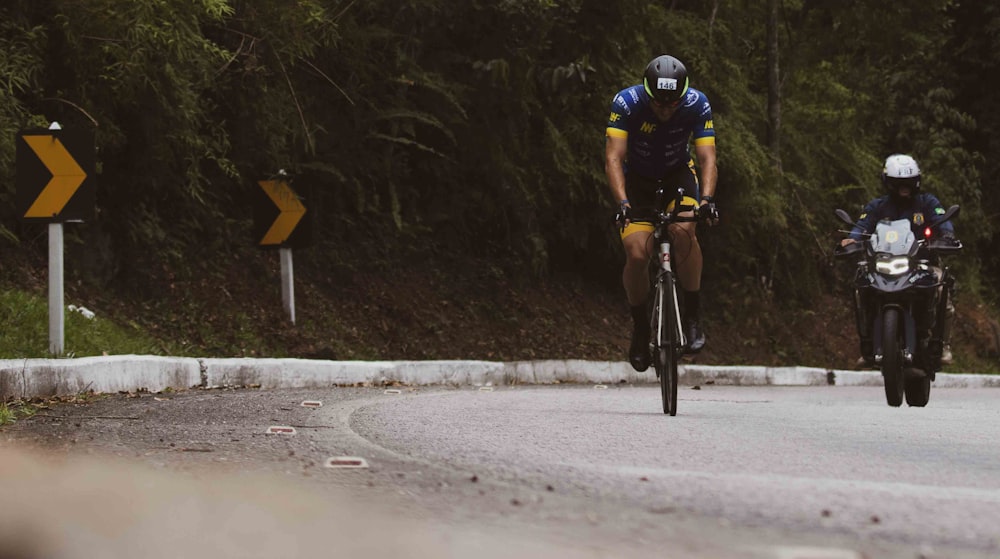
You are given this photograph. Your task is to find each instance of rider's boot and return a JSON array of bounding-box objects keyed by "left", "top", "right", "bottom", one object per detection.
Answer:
[
  {"left": 940, "top": 297, "right": 956, "bottom": 365},
  {"left": 854, "top": 293, "right": 875, "bottom": 368},
  {"left": 856, "top": 338, "right": 875, "bottom": 369},
  {"left": 628, "top": 304, "right": 651, "bottom": 372},
  {"left": 683, "top": 291, "right": 706, "bottom": 354}
]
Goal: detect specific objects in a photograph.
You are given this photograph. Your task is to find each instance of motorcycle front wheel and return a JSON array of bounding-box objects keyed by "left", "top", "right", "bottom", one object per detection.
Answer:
[{"left": 881, "top": 308, "right": 905, "bottom": 407}]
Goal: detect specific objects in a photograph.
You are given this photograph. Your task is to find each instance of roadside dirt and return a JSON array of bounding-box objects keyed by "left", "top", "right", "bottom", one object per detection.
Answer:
[{"left": 4, "top": 239, "right": 998, "bottom": 373}]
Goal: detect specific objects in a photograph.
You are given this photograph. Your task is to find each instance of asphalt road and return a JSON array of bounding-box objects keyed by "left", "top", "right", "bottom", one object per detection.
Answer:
[{"left": 4, "top": 383, "right": 1000, "bottom": 558}]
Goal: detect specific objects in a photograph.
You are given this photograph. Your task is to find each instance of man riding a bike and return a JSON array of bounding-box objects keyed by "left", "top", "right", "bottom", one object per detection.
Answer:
[{"left": 605, "top": 54, "right": 719, "bottom": 372}]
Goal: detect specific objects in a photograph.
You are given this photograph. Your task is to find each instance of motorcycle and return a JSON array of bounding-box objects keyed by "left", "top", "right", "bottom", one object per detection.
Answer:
[{"left": 834, "top": 206, "right": 962, "bottom": 407}]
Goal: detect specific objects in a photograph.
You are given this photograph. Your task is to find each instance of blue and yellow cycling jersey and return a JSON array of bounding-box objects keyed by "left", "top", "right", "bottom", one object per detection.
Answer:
[{"left": 606, "top": 84, "right": 715, "bottom": 178}]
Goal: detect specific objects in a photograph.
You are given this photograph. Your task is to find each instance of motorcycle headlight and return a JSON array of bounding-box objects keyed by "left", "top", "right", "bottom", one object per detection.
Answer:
[{"left": 875, "top": 256, "right": 910, "bottom": 276}]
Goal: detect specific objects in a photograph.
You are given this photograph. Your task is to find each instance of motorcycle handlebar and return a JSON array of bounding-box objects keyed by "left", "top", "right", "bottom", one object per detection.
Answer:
[
  {"left": 833, "top": 236, "right": 964, "bottom": 260},
  {"left": 833, "top": 241, "right": 864, "bottom": 259},
  {"left": 928, "top": 238, "right": 963, "bottom": 254}
]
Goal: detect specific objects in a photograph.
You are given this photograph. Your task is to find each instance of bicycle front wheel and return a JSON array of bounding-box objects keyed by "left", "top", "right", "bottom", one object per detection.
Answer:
[{"left": 652, "top": 276, "right": 679, "bottom": 416}]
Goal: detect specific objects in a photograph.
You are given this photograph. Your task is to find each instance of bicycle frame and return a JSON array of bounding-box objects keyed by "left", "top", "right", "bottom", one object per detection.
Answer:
[
  {"left": 645, "top": 187, "right": 700, "bottom": 415},
  {"left": 653, "top": 229, "right": 687, "bottom": 353}
]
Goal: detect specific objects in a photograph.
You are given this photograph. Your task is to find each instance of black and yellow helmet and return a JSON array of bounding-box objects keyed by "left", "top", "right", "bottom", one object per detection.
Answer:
[{"left": 643, "top": 55, "right": 690, "bottom": 105}]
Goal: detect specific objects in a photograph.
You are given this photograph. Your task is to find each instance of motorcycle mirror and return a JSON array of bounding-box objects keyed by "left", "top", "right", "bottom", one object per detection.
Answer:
[
  {"left": 834, "top": 208, "right": 855, "bottom": 226},
  {"left": 928, "top": 204, "right": 960, "bottom": 227}
]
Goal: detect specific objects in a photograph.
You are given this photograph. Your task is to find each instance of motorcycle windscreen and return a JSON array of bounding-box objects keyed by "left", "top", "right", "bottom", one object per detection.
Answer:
[{"left": 870, "top": 219, "right": 915, "bottom": 255}]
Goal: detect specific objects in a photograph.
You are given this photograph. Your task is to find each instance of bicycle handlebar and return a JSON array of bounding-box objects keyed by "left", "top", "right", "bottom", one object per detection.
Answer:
[
  {"left": 615, "top": 188, "right": 711, "bottom": 228},
  {"left": 620, "top": 187, "right": 708, "bottom": 227}
]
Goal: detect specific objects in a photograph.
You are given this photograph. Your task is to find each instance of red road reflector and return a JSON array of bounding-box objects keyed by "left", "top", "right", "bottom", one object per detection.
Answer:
[
  {"left": 384, "top": 389, "right": 401, "bottom": 395},
  {"left": 300, "top": 400, "right": 323, "bottom": 408},
  {"left": 265, "top": 426, "right": 297, "bottom": 435},
  {"left": 324, "top": 456, "right": 369, "bottom": 469}
]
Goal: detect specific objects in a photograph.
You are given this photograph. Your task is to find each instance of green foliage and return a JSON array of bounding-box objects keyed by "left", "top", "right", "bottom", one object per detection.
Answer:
[
  {"left": 0, "top": 0, "right": 994, "bottom": 310},
  {"left": 0, "top": 288, "right": 168, "bottom": 358},
  {"left": 0, "top": 6, "right": 47, "bottom": 243},
  {"left": 0, "top": 400, "right": 40, "bottom": 426}
]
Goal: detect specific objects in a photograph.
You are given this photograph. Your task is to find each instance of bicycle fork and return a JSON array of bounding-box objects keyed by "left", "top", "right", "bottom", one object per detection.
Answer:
[{"left": 657, "top": 240, "right": 687, "bottom": 351}]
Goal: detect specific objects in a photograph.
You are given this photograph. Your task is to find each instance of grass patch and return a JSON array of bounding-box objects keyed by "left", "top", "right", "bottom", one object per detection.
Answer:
[
  {"left": 0, "top": 400, "right": 42, "bottom": 426},
  {"left": 0, "top": 403, "right": 15, "bottom": 426},
  {"left": 0, "top": 288, "right": 172, "bottom": 359}
]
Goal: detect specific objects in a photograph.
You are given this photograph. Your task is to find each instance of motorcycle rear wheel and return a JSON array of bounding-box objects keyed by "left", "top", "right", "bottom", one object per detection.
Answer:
[
  {"left": 904, "top": 374, "right": 931, "bottom": 407},
  {"left": 881, "top": 308, "right": 905, "bottom": 407}
]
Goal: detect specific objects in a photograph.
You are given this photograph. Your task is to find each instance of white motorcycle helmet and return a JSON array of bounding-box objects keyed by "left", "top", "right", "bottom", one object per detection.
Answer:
[{"left": 882, "top": 154, "right": 921, "bottom": 198}]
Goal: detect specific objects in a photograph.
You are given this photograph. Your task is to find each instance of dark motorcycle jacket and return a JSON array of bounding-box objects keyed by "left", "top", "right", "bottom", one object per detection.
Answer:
[{"left": 848, "top": 193, "right": 955, "bottom": 242}]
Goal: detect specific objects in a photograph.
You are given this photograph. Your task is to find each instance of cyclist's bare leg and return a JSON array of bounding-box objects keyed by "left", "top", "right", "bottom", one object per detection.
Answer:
[
  {"left": 622, "top": 229, "right": 653, "bottom": 306},
  {"left": 622, "top": 229, "right": 654, "bottom": 371},
  {"left": 668, "top": 220, "right": 702, "bottom": 292},
  {"left": 668, "top": 219, "right": 706, "bottom": 352}
]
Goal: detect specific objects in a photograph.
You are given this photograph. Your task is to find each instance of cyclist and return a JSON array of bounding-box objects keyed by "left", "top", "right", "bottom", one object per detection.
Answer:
[
  {"left": 605, "top": 54, "right": 718, "bottom": 372},
  {"left": 840, "top": 154, "right": 958, "bottom": 367}
]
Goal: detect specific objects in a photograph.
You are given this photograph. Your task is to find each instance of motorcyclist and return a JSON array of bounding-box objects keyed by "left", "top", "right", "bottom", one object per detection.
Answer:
[{"left": 840, "top": 154, "right": 958, "bottom": 367}]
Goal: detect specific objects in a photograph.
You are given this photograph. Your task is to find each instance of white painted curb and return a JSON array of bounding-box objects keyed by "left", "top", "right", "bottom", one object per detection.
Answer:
[
  {"left": 0, "top": 355, "right": 201, "bottom": 399},
  {"left": 2, "top": 355, "right": 997, "bottom": 400}
]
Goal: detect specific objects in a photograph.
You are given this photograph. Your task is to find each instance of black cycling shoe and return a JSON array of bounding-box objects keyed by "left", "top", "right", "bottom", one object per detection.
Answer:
[
  {"left": 684, "top": 320, "right": 706, "bottom": 354},
  {"left": 629, "top": 325, "right": 651, "bottom": 372}
]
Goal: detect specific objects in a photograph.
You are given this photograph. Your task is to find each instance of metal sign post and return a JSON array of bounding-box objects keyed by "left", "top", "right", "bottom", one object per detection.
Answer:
[
  {"left": 49, "top": 222, "right": 65, "bottom": 355},
  {"left": 16, "top": 121, "right": 94, "bottom": 356},
  {"left": 280, "top": 247, "right": 295, "bottom": 324},
  {"left": 253, "top": 170, "right": 312, "bottom": 325}
]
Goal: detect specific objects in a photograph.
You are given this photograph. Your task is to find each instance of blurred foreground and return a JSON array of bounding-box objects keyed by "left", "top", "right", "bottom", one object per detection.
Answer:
[{"left": 0, "top": 446, "right": 563, "bottom": 559}]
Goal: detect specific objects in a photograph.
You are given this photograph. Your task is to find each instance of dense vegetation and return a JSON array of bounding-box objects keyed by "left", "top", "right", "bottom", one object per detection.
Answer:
[{"left": 1, "top": 1, "right": 997, "bottom": 367}]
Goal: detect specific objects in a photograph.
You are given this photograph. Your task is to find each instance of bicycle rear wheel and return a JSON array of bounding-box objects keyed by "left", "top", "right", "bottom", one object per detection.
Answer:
[{"left": 652, "top": 277, "right": 679, "bottom": 416}]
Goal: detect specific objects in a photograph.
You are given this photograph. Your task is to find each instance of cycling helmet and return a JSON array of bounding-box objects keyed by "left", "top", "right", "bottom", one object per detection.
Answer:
[
  {"left": 882, "top": 154, "right": 921, "bottom": 198},
  {"left": 643, "top": 55, "right": 689, "bottom": 105}
]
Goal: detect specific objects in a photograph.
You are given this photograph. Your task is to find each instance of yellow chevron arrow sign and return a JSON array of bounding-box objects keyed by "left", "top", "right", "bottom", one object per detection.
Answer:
[
  {"left": 258, "top": 179, "right": 306, "bottom": 245},
  {"left": 22, "top": 135, "right": 88, "bottom": 218}
]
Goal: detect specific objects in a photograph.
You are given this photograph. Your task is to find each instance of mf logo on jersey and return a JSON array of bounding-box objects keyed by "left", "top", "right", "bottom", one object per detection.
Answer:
[
  {"left": 704, "top": 120, "right": 714, "bottom": 130},
  {"left": 609, "top": 112, "right": 621, "bottom": 122},
  {"left": 640, "top": 122, "right": 657, "bottom": 134}
]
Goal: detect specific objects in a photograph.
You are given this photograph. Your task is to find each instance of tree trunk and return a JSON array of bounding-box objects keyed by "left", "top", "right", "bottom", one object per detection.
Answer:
[
  {"left": 708, "top": 0, "right": 720, "bottom": 42},
  {"left": 766, "top": 0, "right": 781, "bottom": 172},
  {"left": 765, "top": 0, "right": 783, "bottom": 293}
]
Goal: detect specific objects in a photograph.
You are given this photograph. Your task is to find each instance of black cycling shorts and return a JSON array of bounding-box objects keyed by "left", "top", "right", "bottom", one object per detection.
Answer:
[{"left": 624, "top": 161, "right": 701, "bottom": 221}]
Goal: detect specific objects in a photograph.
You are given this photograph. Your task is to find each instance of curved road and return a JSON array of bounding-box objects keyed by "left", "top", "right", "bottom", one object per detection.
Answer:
[
  {"left": 4, "top": 383, "right": 1000, "bottom": 558},
  {"left": 346, "top": 384, "right": 1000, "bottom": 556}
]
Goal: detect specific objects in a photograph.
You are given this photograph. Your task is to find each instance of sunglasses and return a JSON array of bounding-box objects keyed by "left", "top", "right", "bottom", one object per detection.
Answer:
[{"left": 651, "top": 97, "right": 681, "bottom": 109}]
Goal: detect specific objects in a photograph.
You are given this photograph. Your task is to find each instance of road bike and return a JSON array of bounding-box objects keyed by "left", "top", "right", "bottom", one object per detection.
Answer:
[
  {"left": 621, "top": 188, "right": 702, "bottom": 416},
  {"left": 649, "top": 188, "right": 703, "bottom": 415}
]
